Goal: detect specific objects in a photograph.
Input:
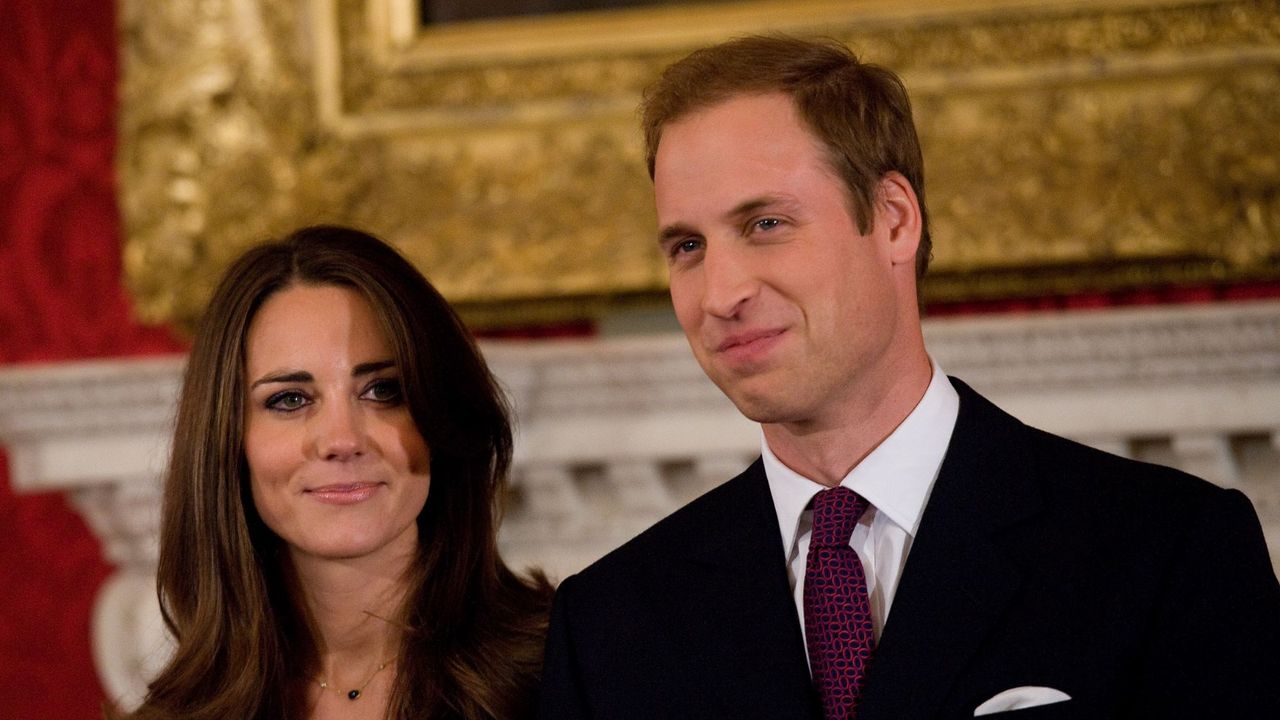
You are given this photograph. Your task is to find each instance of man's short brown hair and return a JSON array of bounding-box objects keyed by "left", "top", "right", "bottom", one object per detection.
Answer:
[{"left": 641, "top": 35, "right": 932, "bottom": 280}]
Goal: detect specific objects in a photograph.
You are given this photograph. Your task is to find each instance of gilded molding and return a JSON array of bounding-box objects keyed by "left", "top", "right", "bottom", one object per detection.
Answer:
[{"left": 120, "top": 0, "right": 1280, "bottom": 329}]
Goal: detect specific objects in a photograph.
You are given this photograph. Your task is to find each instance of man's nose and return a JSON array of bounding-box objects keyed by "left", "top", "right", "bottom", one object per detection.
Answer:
[{"left": 700, "top": 241, "right": 757, "bottom": 319}]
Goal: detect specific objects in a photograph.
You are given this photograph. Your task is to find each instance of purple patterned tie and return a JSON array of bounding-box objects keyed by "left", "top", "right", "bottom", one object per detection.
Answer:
[{"left": 804, "top": 487, "right": 874, "bottom": 719}]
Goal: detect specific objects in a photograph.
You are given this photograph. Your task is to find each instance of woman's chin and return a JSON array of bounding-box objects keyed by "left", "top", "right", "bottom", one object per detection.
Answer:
[{"left": 286, "top": 526, "right": 417, "bottom": 565}]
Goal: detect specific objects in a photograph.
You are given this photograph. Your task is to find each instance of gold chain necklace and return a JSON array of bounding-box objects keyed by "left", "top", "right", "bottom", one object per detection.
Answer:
[{"left": 316, "top": 657, "right": 396, "bottom": 701}]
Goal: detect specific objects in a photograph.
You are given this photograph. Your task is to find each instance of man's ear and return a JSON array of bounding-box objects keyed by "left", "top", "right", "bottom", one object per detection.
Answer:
[{"left": 876, "top": 171, "right": 922, "bottom": 266}]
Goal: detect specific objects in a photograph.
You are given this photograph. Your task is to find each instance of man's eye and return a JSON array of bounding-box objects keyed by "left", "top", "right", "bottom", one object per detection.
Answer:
[
  {"left": 673, "top": 238, "right": 703, "bottom": 256},
  {"left": 753, "top": 218, "right": 781, "bottom": 231},
  {"left": 266, "top": 391, "right": 309, "bottom": 412},
  {"left": 363, "top": 379, "right": 403, "bottom": 404}
]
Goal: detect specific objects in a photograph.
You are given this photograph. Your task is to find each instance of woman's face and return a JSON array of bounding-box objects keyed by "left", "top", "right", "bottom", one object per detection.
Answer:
[{"left": 243, "top": 283, "right": 431, "bottom": 563}]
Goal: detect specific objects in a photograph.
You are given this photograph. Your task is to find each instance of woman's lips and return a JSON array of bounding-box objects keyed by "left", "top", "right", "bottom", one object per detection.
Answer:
[{"left": 305, "top": 483, "right": 382, "bottom": 505}]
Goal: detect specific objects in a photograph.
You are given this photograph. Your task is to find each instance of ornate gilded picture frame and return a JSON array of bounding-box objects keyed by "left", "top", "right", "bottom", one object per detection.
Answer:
[{"left": 120, "top": 0, "right": 1280, "bottom": 329}]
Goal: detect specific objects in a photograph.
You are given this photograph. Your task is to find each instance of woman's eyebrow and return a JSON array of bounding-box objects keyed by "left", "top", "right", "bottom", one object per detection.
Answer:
[
  {"left": 249, "top": 360, "right": 395, "bottom": 388},
  {"left": 353, "top": 359, "right": 396, "bottom": 377},
  {"left": 250, "top": 370, "right": 312, "bottom": 389}
]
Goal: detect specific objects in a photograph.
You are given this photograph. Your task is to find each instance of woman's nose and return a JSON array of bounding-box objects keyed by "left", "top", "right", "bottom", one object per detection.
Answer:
[{"left": 312, "top": 400, "right": 366, "bottom": 461}]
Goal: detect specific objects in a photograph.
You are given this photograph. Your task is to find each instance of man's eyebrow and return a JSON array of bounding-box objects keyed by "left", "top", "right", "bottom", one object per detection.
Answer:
[
  {"left": 659, "top": 195, "right": 804, "bottom": 244},
  {"left": 727, "top": 194, "right": 801, "bottom": 220},
  {"left": 658, "top": 223, "right": 698, "bottom": 246},
  {"left": 250, "top": 370, "right": 312, "bottom": 389}
]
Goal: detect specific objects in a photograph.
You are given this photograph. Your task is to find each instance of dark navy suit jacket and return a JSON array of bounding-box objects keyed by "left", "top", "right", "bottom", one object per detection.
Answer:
[{"left": 537, "top": 379, "right": 1280, "bottom": 718}]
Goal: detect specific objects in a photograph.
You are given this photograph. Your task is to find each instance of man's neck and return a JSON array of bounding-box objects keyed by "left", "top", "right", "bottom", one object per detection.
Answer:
[{"left": 762, "top": 354, "right": 934, "bottom": 487}]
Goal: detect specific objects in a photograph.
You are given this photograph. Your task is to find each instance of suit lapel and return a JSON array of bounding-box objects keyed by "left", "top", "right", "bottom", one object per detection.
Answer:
[
  {"left": 686, "top": 461, "right": 820, "bottom": 718},
  {"left": 859, "top": 379, "right": 1043, "bottom": 720}
]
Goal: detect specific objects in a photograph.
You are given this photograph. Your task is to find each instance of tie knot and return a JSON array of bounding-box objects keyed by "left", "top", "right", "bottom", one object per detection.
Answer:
[{"left": 811, "top": 487, "right": 869, "bottom": 547}]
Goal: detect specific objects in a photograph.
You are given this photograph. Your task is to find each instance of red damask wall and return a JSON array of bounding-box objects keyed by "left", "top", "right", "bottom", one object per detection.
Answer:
[{"left": 0, "top": 1, "right": 183, "bottom": 718}]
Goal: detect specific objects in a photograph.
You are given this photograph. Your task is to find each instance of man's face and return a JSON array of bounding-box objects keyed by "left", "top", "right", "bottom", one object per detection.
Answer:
[{"left": 654, "top": 92, "right": 918, "bottom": 428}]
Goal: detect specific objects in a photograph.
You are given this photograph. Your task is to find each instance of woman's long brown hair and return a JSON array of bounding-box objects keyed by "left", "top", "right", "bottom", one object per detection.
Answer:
[{"left": 114, "top": 226, "right": 552, "bottom": 720}]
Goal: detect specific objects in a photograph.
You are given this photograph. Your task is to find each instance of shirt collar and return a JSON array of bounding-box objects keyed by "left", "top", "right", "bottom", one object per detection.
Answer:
[{"left": 762, "top": 360, "right": 960, "bottom": 554}]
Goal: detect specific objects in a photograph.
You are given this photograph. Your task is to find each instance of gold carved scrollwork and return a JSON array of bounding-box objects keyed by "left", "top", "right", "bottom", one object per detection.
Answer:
[{"left": 120, "top": 0, "right": 1280, "bottom": 330}]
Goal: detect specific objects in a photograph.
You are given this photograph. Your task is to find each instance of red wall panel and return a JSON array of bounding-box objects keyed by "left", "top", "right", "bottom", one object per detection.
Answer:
[{"left": 0, "top": 1, "right": 183, "bottom": 718}]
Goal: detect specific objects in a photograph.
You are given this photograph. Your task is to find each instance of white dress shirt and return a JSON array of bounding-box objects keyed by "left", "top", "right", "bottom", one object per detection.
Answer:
[{"left": 762, "top": 361, "right": 959, "bottom": 652}]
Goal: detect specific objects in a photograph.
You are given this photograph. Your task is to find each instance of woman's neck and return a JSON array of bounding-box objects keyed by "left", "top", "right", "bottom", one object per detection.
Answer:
[{"left": 290, "top": 538, "right": 415, "bottom": 680}]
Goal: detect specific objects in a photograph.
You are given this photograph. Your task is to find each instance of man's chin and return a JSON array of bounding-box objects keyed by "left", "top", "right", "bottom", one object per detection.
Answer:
[
  {"left": 705, "top": 364, "right": 807, "bottom": 422},
  {"left": 718, "top": 383, "right": 797, "bottom": 425}
]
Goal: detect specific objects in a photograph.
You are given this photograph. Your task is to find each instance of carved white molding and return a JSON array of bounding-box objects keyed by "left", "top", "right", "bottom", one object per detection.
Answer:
[
  {"left": 2, "top": 300, "right": 1279, "bottom": 708},
  {"left": 0, "top": 357, "right": 181, "bottom": 710}
]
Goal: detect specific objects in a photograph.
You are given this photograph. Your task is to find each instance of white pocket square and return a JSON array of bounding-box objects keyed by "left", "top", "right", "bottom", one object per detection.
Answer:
[{"left": 973, "top": 686, "right": 1071, "bottom": 716}]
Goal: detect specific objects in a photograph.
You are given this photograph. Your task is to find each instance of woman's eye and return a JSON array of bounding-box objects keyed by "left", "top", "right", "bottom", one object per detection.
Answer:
[
  {"left": 363, "top": 378, "right": 403, "bottom": 404},
  {"left": 266, "top": 391, "right": 309, "bottom": 412}
]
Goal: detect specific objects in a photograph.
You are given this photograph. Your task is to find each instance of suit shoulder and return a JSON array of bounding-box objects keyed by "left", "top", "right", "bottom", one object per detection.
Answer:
[
  {"left": 1023, "top": 423, "right": 1199, "bottom": 485},
  {"left": 948, "top": 378, "right": 1242, "bottom": 516},
  {"left": 1019, "top": 421, "right": 1241, "bottom": 513}
]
